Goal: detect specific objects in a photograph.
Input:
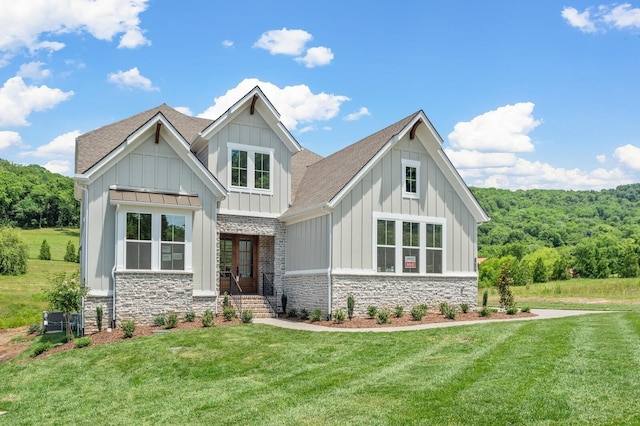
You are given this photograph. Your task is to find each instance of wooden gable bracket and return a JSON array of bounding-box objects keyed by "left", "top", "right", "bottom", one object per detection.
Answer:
[
  {"left": 250, "top": 94, "right": 258, "bottom": 115},
  {"left": 409, "top": 120, "right": 422, "bottom": 140},
  {"left": 154, "top": 121, "right": 162, "bottom": 144}
]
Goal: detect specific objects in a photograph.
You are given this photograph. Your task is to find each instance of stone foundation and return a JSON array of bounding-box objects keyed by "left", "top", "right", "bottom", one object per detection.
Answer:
[
  {"left": 331, "top": 274, "right": 478, "bottom": 317},
  {"left": 83, "top": 295, "right": 113, "bottom": 334},
  {"left": 283, "top": 274, "right": 328, "bottom": 316}
]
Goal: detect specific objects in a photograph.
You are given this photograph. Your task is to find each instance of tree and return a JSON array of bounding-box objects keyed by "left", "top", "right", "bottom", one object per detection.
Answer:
[
  {"left": 511, "top": 259, "right": 532, "bottom": 287},
  {"left": 496, "top": 263, "right": 515, "bottom": 309},
  {"left": 39, "top": 239, "right": 51, "bottom": 260},
  {"left": 46, "top": 271, "right": 87, "bottom": 341},
  {"left": 64, "top": 240, "right": 78, "bottom": 263},
  {"left": 0, "top": 227, "right": 28, "bottom": 275},
  {"left": 532, "top": 257, "right": 547, "bottom": 283},
  {"left": 619, "top": 244, "right": 640, "bottom": 278},
  {"left": 551, "top": 256, "right": 571, "bottom": 281}
]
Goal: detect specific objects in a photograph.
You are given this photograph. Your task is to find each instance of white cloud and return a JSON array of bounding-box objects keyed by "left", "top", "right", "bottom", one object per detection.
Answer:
[
  {"left": 448, "top": 102, "right": 540, "bottom": 153},
  {"left": 0, "top": 0, "right": 151, "bottom": 56},
  {"left": 295, "top": 46, "right": 334, "bottom": 68},
  {"left": 561, "top": 7, "right": 597, "bottom": 33},
  {"left": 107, "top": 67, "right": 158, "bottom": 91},
  {"left": 198, "top": 78, "right": 350, "bottom": 131},
  {"left": 43, "top": 159, "right": 71, "bottom": 175},
  {"left": 0, "top": 131, "right": 22, "bottom": 150},
  {"left": 343, "top": 107, "right": 371, "bottom": 121},
  {"left": 22, "top": 130, "right": 79, "bottom": 158},
  {"left": 222, "top": 40, "right": 234, "bottom": 48},
  {"left": 254, "top": 28, "right": 312, "bottom": 55},
  {"left": 18, "top": 61, "right": 51, "bottom": 79},
  {"left": 298, "top": 125, "right": 316, "bottom": 134},
  {"left": 596, "top": 154, "right": 607, "bottom": 163},
  {"left": 174, "top": 106, "right": 193, "bottom": 116},
  {"left": 0, "top": 76, "right": 74, "bottom": 127},
  {"left": 563, "top": 3, "right": 640, "bottom": 32},
  {"left": 613, "top": 144, "right": 640, "bottom": 169}
]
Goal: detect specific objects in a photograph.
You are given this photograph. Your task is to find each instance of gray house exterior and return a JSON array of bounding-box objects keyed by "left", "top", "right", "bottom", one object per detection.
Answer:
[{"left": 75, "top": 86, "right": 488, "bottom": 331}]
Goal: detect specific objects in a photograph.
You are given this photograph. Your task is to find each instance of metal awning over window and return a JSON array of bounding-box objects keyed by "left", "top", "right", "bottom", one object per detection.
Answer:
[{"left": 109, "top": 189, "right": 201, "bottom": 209}]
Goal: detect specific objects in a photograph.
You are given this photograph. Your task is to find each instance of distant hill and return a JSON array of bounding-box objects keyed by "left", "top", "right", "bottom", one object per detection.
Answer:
[{"left": 0, "top": 159, "right": 78, "bottom": 228}]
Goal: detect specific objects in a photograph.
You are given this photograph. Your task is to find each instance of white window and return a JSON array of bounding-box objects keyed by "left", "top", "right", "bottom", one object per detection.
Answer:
[
  {"left": 402, "top": 159, "right": 420, "bottom": 199},
  {"left": 117, "top": 209, "right": 192, "bottom": 272},
  {"left": 374, "top": 213, "right": 445, "bottom": 274},
  {"left": 228, "top": 143, "right": 274, "bottom": 194}
]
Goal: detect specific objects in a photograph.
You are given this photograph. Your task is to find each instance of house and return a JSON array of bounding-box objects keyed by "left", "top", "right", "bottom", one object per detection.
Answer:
[{"left": 75, "top": 86, "right": 489, "bottom": 331}]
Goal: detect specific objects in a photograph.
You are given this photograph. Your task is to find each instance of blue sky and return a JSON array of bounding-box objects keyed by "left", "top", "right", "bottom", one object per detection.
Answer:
[{"left": 1, "top": 0, "right": 639, "bottom": 190}]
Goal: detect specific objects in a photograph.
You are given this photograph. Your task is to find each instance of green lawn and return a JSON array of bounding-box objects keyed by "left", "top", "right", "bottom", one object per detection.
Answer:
[
  {"left": 19, "top": 227, "right": 79, "bottom": 260},
  {"left": 1, "top": 313, "right": 639, "bottom": 425}
]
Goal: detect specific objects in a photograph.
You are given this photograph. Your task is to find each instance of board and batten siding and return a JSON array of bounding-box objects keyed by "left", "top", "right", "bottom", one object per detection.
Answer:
[
  {"left": 285, "top": 215, "right": 330, "bottom": 272},
  {"left": 84, "top": 134, "right": 219, "bottom": 294},
  {"left": 206, "top": 107, "right": 291, "bottom": 215},
  {"left": 331, "top": 136, "right": 477, "bottom": 273}
]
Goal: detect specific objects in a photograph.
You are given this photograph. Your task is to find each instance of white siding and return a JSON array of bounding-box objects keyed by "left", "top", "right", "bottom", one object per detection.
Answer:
[
  {"left": 332, "top": 135, "right": 477, "bottom": 273},
  {"left": 286, "top": 215, "right": 329, "bottom": 272}
]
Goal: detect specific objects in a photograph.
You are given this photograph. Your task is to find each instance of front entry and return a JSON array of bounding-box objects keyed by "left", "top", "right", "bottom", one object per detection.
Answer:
[{"left": 219, "top": 234, "right": 258, "bottom": 294}]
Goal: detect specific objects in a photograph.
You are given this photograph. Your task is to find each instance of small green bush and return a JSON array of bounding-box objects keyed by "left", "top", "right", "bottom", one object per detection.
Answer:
[
  {"left": 64, "top": 240, "right": 78, "bottom": 263},
  {"left": 333, "top": 308, "right": 346, "bottom": 323},
  {"left": 441, "top": 303, "right": 457, "bottom": 320},
  {"left": 153, "top": 315, "right": 165, "bottom": 327},
  {"left": 310, "top": 309, "right": 323, "bottom": 322},
  {"left": 410, "top": 304, "right": 427, "bottom": 321},
  {"left": 482, "top": 290, "right": 489, "bottom": 308},
  {"left": 222, "top": 292, "right": 230, "bottom": 308},
  {"left": 39, "top": 239, "right": 51, "bottom": 260},
  {"left": 460, "top": 303, "right": 470, "bottom": 313},
  {"left": 347, "top": 293, "right": 355, "bottom": 320},
  {"left": 185, "top": 311, "right": 196, "bottom": 322},
  {"left": 241, "top": 309, "right": 253, "bottom": 323},
  {"left": 96, "top": 305, "right": 104, "bottom": 332},
  {"left": 367, "top": 305, "right": 377, "bottom": 319},
  {"left": 281, "top": 292, "right": 288, "bottom": 314},
  {"left": 165, "top": 313, "right": 178, "bottom": 329},
  {"left": 521, "top": 306, "right": 531, "bottom": 313},
  {"left": 479, "top": 307, "right": 492, "bottom": 317},
  {"left": 121, "top": 320, "right": 136, "bottom": 338},
  {"left": 28, "top": 322, "right": 42, "bottom": 335},
  {"left": 376, "top": 309, "right": 390, "bottom": 325},
  {"left": 74, "top": 337, "right": 92, "bottom": 349},
  {"left": 298, "top": 308, "right": 309, "bottom": 320},
  {"left": 0, "top": 227, "right": 28, "bottom": 275},
  {"left": 506, "top": 306, "right": 518, "bottom": 315},
  {"left": 223, "top": 306, "right": 236, "bottom": 321},
  {"left": 394, "top": 305, "right": 404, "bottom": 318},
  {"left": 287, "top": 308, "right": 298, "bottom": 318},
  {"left": 202, "top": 309, "right": 214, "bottom": 327},
  {"left": 31, "top": 342, "right": 52, "bottom": 357}
]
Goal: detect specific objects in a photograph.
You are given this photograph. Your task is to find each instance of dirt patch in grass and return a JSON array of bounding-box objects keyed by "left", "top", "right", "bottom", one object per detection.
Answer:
[{"left": 0, "top": 326, "right": 34, "bottom": 363}]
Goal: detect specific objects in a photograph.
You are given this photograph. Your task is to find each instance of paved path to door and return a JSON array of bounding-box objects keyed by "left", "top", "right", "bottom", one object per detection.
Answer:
[{"left": 254, "top": 309, "right": 612, "bottom": 333}]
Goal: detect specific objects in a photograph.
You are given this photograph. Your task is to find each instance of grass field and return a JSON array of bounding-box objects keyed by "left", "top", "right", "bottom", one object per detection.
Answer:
[
  {"left": 1, "top": 313, "right": 639, "bottom": 424},
  {"left": 19, "top": 227, "right": 79, "bottom": 260}
]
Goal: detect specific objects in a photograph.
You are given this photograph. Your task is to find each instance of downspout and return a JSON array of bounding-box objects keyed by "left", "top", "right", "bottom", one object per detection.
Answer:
[
  {"left": 112, "top": 205, "right": 118, "bottom": 328},
  {"left": 326, "top": 209, "right": 333, "bottom": 319},
  {"left": 81, "top": 185, "right": 89, "bottom": 335}
]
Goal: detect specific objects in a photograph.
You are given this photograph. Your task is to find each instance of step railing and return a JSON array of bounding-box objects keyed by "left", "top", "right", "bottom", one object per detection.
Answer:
[
  {"left": 221, "top": 271, "right": 242, "bottom": 317},
  {"left": 262, "top": 272, "right": 277, "bottom": 315}
]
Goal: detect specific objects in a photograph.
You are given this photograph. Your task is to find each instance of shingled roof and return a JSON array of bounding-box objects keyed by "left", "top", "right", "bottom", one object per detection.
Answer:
[
  {"left": 287, "top": 111, "right": 419, "bottom": 216},
  {"left": 75, "top": 104, "right": 213, "bottom": 174}
]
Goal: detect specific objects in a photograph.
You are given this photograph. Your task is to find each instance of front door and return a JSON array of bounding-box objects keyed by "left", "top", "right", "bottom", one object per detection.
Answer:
[{"left": 219, "top": 234, "right": 258, "bottom": 294}]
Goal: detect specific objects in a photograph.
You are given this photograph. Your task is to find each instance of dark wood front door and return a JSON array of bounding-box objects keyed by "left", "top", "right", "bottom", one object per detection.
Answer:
[{"left": 219, "top": 234, "right": 258, "bottom": 294}]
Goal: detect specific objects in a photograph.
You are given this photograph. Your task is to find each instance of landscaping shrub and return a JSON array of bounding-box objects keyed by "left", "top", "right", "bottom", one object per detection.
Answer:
[
  {"left": 506, "top": 306, "right": 518, "bottom": 315},
  {"left": 0, "top": 227, "right": 28, "bottom": 275},
  {"left": 39, "top": 239, "right": 51, "bottom": 260},
  {"left": 479, "top": 307, "right": 492, "bottom": 317},
  {"left": 310, "top": 309, "right": 323, "bottom": 322},
  {"left": 333, "top": 308, "right": 346, "bottom": 323},
  {"left": 410, "top": 304, "right": 427, "bottom": 321},
  {"left": 394, "top": 305, "right": 404, "bottom": 318},
  {"left": 281, "top": 292, "right": 288, "bottom": 314},
  {"left": 241, "top": 309, "right": 253, "bottom": 323},
  {"left": 441, "top": 303, "right": 457, "bottom": 320},
  {"left": 165, "top": 313, "right": 178, "bottom": 329},
  {"left": 28, "top": 322, "right": 42, "bottom": 335},
  {"left": 367, "top": 305, "right": 378, "bottom": 319},
  {"left": 185, "top": 311, "right": 196, "bottom": 322},
  {"left": 482, "top": 290, "right": 489, "bottom": 308},
  {"left": 31, "top": 342, "right": 52, "bottom": 357},
  {"left": 460, "top": 303, "right": 470, "bottom": 313},
  {"left": 223, "top": 306, "right": 236, "bottom": 321},
  {"left": 202, "top": 309, "right": 214, "bottom": 327},
  {"left": 46, "top": 270, "right": 87, "bottom": 341},
  {"left": 121, "top": 320, "right": 136, "bottom": 338},
  {"left": 74, "top": 337, "right": 92, "bottom": 349},
  {"left": 497, "top": 264, "right": 516, "bottom": 309},
  {"left": 521, "top": 306, "right": 531, "bottom": 313},
  {"left": 298, "top": 308, "right": 309, "bottom": 320},
  {"left": 222, "top": 292, "right": 230, "bottom": 308},
  {"left": 64, "top": 240, "right": 78, "bottom": 262},
  {"left": 96, "top": 305, "right": 103, "bottom": 332},
  {"left": 286, "top": 308, "right": 298, "bottom": 318},
  {"left": 347, "top": 293, "right": 355, "bottom": 320},
  {"left": 153, "top": 315, "right": 165, "bottom": 327},
  {"left": 376, "top": 309, "right": 390, "bottom": 325}
]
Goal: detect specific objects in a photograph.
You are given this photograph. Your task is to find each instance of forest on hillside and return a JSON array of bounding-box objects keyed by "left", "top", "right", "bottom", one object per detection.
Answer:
[
  {"left": 0, "top": 159, "right": 79, "bottom": 229},
  {"left": 471, "top": 184, "right": 640, "bottom": 285}
]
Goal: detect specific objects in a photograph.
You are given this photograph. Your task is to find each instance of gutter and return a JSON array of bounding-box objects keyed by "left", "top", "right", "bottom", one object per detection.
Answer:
[
  {"left": 325, "top": 208, "right": 333, "bottom": 319},
  {"left": 112, "top": 205, "right": 119, "bottom": 328}
]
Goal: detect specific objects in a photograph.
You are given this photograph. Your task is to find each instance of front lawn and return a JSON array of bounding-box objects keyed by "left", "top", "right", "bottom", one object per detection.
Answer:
[{"left": 1, "top": 312, "right": 639, "bottom": 424}]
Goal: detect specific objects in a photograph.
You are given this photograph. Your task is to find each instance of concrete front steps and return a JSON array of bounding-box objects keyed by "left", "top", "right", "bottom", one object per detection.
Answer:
[{"left": 233, "top": 295, "right": 277, "bottom": 318}]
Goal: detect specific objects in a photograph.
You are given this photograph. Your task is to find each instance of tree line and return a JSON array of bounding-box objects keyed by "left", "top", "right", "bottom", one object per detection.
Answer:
[{"left": 0, "top": 159, "right": 79, "bottom": 228}]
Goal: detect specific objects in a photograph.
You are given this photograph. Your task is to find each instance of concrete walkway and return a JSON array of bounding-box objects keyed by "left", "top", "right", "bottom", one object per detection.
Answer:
[{"left": 254, "top": 309, "right": 612, "bottom": 333}]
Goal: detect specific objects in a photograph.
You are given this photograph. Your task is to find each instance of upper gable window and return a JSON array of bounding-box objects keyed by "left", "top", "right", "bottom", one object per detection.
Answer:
[
  {"left": 228, "top": 143, "right": 274, "bottom": 194},
  {"left": 402, "top": 159, "right": 420, "bottom": 199}
]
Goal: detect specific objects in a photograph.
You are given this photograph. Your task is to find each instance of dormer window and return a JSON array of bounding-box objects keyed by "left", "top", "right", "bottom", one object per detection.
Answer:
[
  {"left": 228, "top": 143, "right": 274, "bottom": 194},
  {"left": 402, "top": 159, "right": 420, "bottom": 199}
]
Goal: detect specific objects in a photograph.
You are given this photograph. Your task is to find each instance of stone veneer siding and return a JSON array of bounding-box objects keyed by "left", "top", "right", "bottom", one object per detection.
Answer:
[
  {"left": 83, "top": 295, "right": 113, "bottom": 333},
  {"left": 114, "top": 271, "right": 193, "bottom": 325},
  {"left": 331, "top": 275, "right": 478, "bottom": 317},
  {"left": 283, "top": 274, "right": 328, "bottom": 315},
  {"left": 217, "top": 215, "right": 286, "bottom": 308}
]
